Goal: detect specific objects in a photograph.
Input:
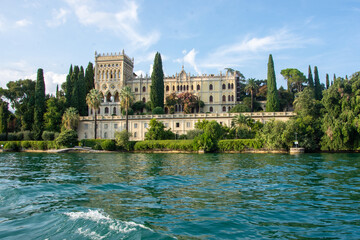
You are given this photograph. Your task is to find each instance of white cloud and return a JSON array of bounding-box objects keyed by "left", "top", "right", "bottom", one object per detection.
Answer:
[
  {"left": 149, "top": 64, "right": 153, "bottom": 76},
  {"left": 65, "top": 0, "right": 159, "bottom": 49},
  {"left": 134, "top": 70, "right": 145, "bottom": 77},
  {"left": 15, "top": 19, "right": 32, "bottom": 27},
  {"left": 46, "top": 8, "right": 68, "bottom": 27},
  {"left": 175, "top": 48, "right": 201, "bottom": 75}
]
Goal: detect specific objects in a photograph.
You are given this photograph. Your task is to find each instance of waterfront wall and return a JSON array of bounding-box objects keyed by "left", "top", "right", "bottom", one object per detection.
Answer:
[{"left": 78, "top": 112, "right": 296, "bottom": 141}]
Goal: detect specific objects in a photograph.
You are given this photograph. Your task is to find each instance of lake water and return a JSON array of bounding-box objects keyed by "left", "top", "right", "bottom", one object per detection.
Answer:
[{"left": 0, "top": 152, "right": 359, "bottom": 239}]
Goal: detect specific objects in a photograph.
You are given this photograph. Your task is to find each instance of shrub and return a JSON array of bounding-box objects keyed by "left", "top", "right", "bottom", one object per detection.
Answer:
[
  {"left": 145, "top": 119, "right": 175, "bottom": 140},
  {"left": 218, "top": 139, "right": 262, "bottom": 151},
  {"left": 0, "top": 133, "right": 7, "bottom": 141},
  {"left": 115, "top": 130, "right": 132, "bottom": 151},
  {"left": 101, "top": 139, "right": 116, "bottom": 151},
  {"left": 22, "top": 131, "right": 34, "bottom": 140},
  {"left": 152, "top": 107, "right": 164, "bottom": 114},
  {"left": 42, "top": 131, "right": 56, "bottom": 141},
  {"left": 186, "top": 129, "right": 204, "bottom": 139},
  {"left": 80, "top": 139, "right": 105, "bottom": 149},
  {"left": 122, "top": 108, "right": 134, "bottom": 116},
  {"left": 4, "top": 142, "right": 21, "bottom": 151},
  {"left": 134, "top": 140, "right": 194, "bottom": 151},
  {"left": 93, "top": 143, "right": 102, "bottom": 150},
  {"left": 7, "top": 133, "right": 20, "bottom": 141},
  {"left": 55, "top": 130, "right": 78, "bottom": 148},
  {"left": 21, "top": 141, "right": 31, "bottom": 149}
]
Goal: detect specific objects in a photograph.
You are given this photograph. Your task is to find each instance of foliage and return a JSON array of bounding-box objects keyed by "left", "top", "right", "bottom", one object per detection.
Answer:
[
  {"left": 132, "top": 101, "right": 145, "bottom": 114},
  {"left": 55, "top": 129, "right": 78, "bottom": 148},
  {"left": 65, "top": 65, "right": 73, "bottom": 107},
  {"left": 152, "top": 107, "right": 165, "bottom": 114},
  {"left": 326, "top": 73, "right": 330, "bottom": 89},
  {"left": 101, "top": 139, "right": 116, "bottom": 151},
  {"left": 278, "top": 86, "right": 294, "bottom": 111},
  {"left": 185, "top": 129, "right": 204, "bottom": 139},
  {"left": 122, "top": 108, "right": 134, "bottom": 116},
  {"left": 33, "top": 68, "right": 46, "bottom": 140},
  {"left": 42, "top": 131, "right": 56, "bottom": 141},
  {"left": 4, "top": 142, "right": 21, "bottom": 151},
  {"left": 150, "top": 52, "right": 164, "bottom": 109},
  {"left": 0, "top": 101, "right": 9, "bottom": 136},
  {"left": 165, "top": 93, "right": 178, "bottom": 113},
  {"left": 314, "top": 66, "right": 322, "bottom": 100},
  {"left": 177, "top": 92, "right": 199, "bottom": 113},
  {"left": 145, "top": 118, "right": 175, "bottom": 140},
  {"left": 120, "top": 86, "right": 135, "bottom": 132},
  {"left": 85, "top": 62, "right": 95, "bottom": 95},
  {"left": 44, "top": 97, "right": 65, "bottom": 132},
  {"left": 86, "top": 89, "right": 102, "bottom": 139},
  {"left": 115, "top": 130, "right": 132, "bottom": 151},
  {"left": 244, "top": 78, "right": 259, "bottom": 112},
  {"left": 193, "top": 120, "right": 223, "bottom": 152},
  {"left": 231, "top": 114, "right": 256, "bottom": 139},
  {"left": 243, "top": 97, "right": 261, "bottom": 112},
  {"left": 307, "top": 65, "right": 314, "bottom": 90},
  {"left": 218, "top": 139, "right": 262, "bottom": 151},
  {"left": 256, "top": 120, "right": 288, "bottom": 149},
  {"left": 266, "top": 54, "right": 280, "bottom": 112},
  {"left": 62, "top": 107, "right": 80, "bottom": 131},
  {"left": 229, "top": 104, "right": 250, "bottom": 113},
  {"left": 134, "top": 140, "right": 194, "bottom": 151}
]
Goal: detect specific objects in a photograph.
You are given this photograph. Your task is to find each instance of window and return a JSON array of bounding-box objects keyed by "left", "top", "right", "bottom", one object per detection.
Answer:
[
  {"left": 187, "top": 85, "right": 189, "bottom": 91},
  {"left": 222, "top": 95, "right": 226, "bottom": 102},
  {"left": 134, "top": 123, "right": 138, "bottom": 128},
  {"left": 228, "top": 95, "right": 231, "bottom": 101},
  {"left": 173, "top": 86, "right": 175, "bottom": 91},
  {"left": 222, "top": 106, "right": 226, "bottom": 112},
  {"left": 231, "top": 83, "right": 234, "bottom": 89},
  {"left": 176, "top": 122, "right": 180, "bottom": 128},
  {"left": 84, "top": 133, "right": 87, "bottom": 139},
  {"left": 134, "top": 132, "right": 137, "bottom": 137},
  {"left": 177, "top": 85, "right": 179, "bottom": 91},
  {"left": 84, "top": 124, "right": 88, "bottom": 130},
  {"left": 143, "top": 86, "right": 146, "bottom": 92},
  {"left": 104, "top": 124, "right": 108, "bottom": 129},
  {"left": 142, "top": 97, "right": 146, "bottom": 103},
  {"left": 104, "top": 132, "right": 108, "bottom": 138},
  {"left": 209, "top": 96, "right": 213, "bottom": 102},
  {"left": 113, "top": 107, "right": 116, "bottom": 115},
  {"left": 165, "top": 123, "right": 169, "bottom": 127},
  {"left": 197, "top": 84, "right": 200, "bottom": 90},
  {"left": 166, "top": 85, "right": 169, "bottom": 92},
  {"left": 209, "top": 84, "right": 213, "bottom": 90},
  {"left": 186, "top": 122, "right": 191, "bottom": 128},
  {"left": 231, "top": 95, "right": 234, "bottom": 101},
  {"left": 191, "top": 85, "right": 194, "bottom": 90},
  {"left": 180, "top": 85, "right": 183, "bottom": 91},
  {"left": 114, "top": 123, "right": 118, "bottom": 129},
  {"left": 228, "top": 83, "right": 231, "bottom": 89},
  {"left": 105, "top": 107, "right": 109, "bottom": 114},
  {"left": 228, "top": 106, "right": 231, "bottom": 111},
  {"left": 135, "top": 87, "right": 138, "bottom": 92},
  {"left": 144, "top": 123, "right": 148, "bottom": 128},
  {"left": 222, "top": 84, "right": 226, "bottom": 90},
  {"left": 210, "top": 107, "right": 213, "bottom": 112}
]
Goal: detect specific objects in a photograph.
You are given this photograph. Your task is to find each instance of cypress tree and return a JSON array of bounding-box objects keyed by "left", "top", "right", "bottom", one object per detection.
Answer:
[
  {"left": 85, "top": 62, "right": 95, "bottom": 93},
  {"left": 150, "top": 52, "right": 164, "bottom": 109},
  {"left": 78, "top": 66, "right": 87, "bottom": 116},
  {"left": 308, "top": 65, "right": 314, "bottom": 89},
  {"left": 65, "top": 65, "right": 73, "bottom": 107},
  {"left": 56, "top": 84, "right": 59, "bottom": 98},
  {"left": 314, "top": 66, "right": 322, "bottom": 100},
  {"left": 326, "top": 73, "right": 329, "bottom": 89},
  {"left": 0, "top": 101, "right": 9, "bottom": 139},
  {"left": 333, "top": 74, "right": 336, "bottom": 85},
  {"left": 265, "top": 54, "right": 280, "bottom": 112},
  {"left": 33, "top": 68, "right": 46, "bottom": 139},
  {"left": 70, "top": 66, "right": 80, "bottom": 109}
]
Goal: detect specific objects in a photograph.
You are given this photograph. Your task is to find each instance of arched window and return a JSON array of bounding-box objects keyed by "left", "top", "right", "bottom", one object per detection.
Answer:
[
  {"left": 143, "top": 86, "right": 146, "bottom": 92},
  {"left": 210, "top": 107, "right": 213, "bottom": 112},
  {"left": 177, "top": 85, "right": 179, "bottom": 91},
  {"left": 187, "top": 85, "right": 189, "bottom": 91},
  {"left": 106, "top": 92, "right": 112, "bottom": 102},
  {"left": 228, "top": 83, "right": 231, "bottom": 89},
  {"left": 228, "top": 95, "right": 231, "bottom": 101},
  {"left": 173, "top": 86, "right": 175, "bottom": 91},
  {"left": 104, "top": 132, "right": 108, "bottom": 138},
  {"left": 209, "top": 96, "right": 213, "bottom": 102},
  {"left": 231, "top": 83, "right": 234, "bottom": 89},
  {"left": 166, "top": 85, "right": 169, "bottom": 92},
  {"left": 98, "top": 109, "right": 100, "bottom": 114},
  {"left": 180, "top": 85, "right": 183, "bottom": 91},
  {"left": 222, "top": 106, "right": 226, "bottom": 112},
  {"left": 197, "top": 84, "right": 200, "bottom": 90},
  {"left": 191, "top": 85, "right": 194, "bottom": 90},
  {"left": 228, "top": 106, "right": 231, "bottom": 111},
  {"left": 105, "top": 107, "right": 109, "bottom": 114},
  {"left": 114, "top": 92, "right": 119, "bottom": 102},
  {"left": 142, "top": 97, "right": 146, "bottom": 103},
  {"left": 209, "top": 84, "right": 213, "bottom": 90},
  {"left": 231, "top": 95, "right": 234, "bottom": 101},
  {"left": 113, "top": 107, "right": 116, "bottom": 115},
  {"left": 222, "top": 84, "right": 226, "bottom": 90},
  {"left": 222, "top": 95, "right": 226, "bottom": 102},
  {"left": 175, "top": 105, "right": 178, "bottom": 112},
  {"left": 135, "top": 88, "right": 138, "bottom": 92}
]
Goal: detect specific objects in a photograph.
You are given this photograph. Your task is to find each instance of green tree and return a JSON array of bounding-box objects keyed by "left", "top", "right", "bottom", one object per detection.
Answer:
[
  {"left": 326, "top": 73, "right": 330, "bottom": 89},
  {"left": 177, "top": 92, "right": 199, "bottom": 113},
  {"left": 145, "top": 118, "right": 175, "bottom": 140},
  {"left": 231, "top": 114, "right": 253, "bottom": 139},
  {"left": 0, "top": 100, "right": 9, "bottom": 139},
  {"left": 86, "top": 89, "right": 102, "bottom": 139},
  {"left": 244, "top": 78, "right": 259, "bottom": 112},
  {"left": 78, "top": 66, "right": 87, "bottom": 116},
  {"left": 44, "top": 97, "right": 64, "bottom": 132},
  {"left": 265, "top": 54, "right": 280, "bottom": 112},
  {"left": 165, "top": 93, "right": 178, "bottom": 114},
  {"left": 150, "top": 52, "right": 164, "bottom": 109},
  {"left": 193, "top": 120, "right": 223, "bottom": 152},
  {"left": 280, "top": 68, "right": 307, "bottom": 93},
  {"left": 314, "top": 66, "right": 322, "bottom": 100},
  {"left": 85, "top": 62, "right": 95, "bottom": 93},
  {"left": 62, "top": 107, "right": 80, "bottom": 131},
  {"left": 0, "top": 79, "right": 35, "bottom": 131},
  {"left": 33, "top": 68, "right": 46, "bottom": 139},
  {"left": 115, "top": 129, "right": 132, "bottom": 151},
  {"left": 257, "top": 120, "right": 287, "bottom": 149},
  {"left": 307, "top": 65, "right": 314, "bottom": 90},
  {"left": 229, "top": 104, "right": 250, "bottom": 113},
  {"left": 70, "top": 65, "right": 80, "bottom": 109},
  {"left": 65, "top": 65, "right": 73, "bottom": 107},
  {"left": 119, "top": 86, "right": 135, "bottom": 132}
]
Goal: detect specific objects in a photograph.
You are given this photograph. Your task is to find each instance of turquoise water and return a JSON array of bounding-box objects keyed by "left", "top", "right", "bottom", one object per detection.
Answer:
[{"left": 0, "top": 153, "right": 359, "bottom": 239}]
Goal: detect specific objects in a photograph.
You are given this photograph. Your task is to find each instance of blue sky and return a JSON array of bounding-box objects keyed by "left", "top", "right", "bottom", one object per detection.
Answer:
[{"left": 0, "top": 0, "right": 359, "bottom": 94}]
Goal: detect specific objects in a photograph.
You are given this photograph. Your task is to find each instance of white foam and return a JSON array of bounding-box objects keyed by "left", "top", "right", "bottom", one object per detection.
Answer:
[
  {"left": 77, "top": 227, "right": 107, "bottom": 240},
  {"left": 65, "top": 209, "right": 111, "bottom": 222}
]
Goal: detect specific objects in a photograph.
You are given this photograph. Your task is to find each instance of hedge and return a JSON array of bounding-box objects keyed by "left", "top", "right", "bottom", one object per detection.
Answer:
[
  {"left": 217, "top": 139, "right": 262, "bottom": 152},
  {"left": 134, "top": 140, "right": 194, "bottom": 151},
  {"left": 0, "top": 141, "right": 59, "bottom": 151}
]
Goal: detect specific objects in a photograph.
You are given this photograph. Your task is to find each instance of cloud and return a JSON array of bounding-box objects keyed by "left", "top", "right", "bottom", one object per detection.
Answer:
[
  {"left": 175, "top": 49, "right": 201, "bottom": 75},
  {"left": 46, "top": 8, "right": 68, "bottom": 27},
  {"left": 65, "top": 0, "right": 159, "bottom": 49},
  {"left": 15, "top": 19, "right": 32, "bottom": 27}
]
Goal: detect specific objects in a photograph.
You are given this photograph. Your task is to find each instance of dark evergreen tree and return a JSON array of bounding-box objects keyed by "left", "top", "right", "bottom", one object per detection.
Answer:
[
  {"left": 265, "top": 54, "right": 280, "bottom": 112},
  {"left": 70, "top": 66, "right": 80, "bottom": 109},
  {"left": 0, "top": 100, "right": 9, "bottom": 139},
  {"left": 333, "top": 73, "right": 336, "bottom": 85},
  {"left": 326, "top": 73, "right": 330, "bottom": 89},
  {"left": 33, "top": 68, "right": 46, "bottom": 139},
  {"left": 78, "top": 66, "right": 87, "bottom": 116},
  {"left": 65, "top": 65, "right": 73, "bottom": 107},
  {"left": 85, "top": 62, "right": 95, "bottom": 93},
  {"left": 308, "top": 65, "right": 314, "bottom": 89},
  {"left": 56, "top": 84, "right": 59, "bottom": 98},
  {"left": 314, "top": 66, "right": 322, "bottom": 100},
  {"left": 150, "top": 52, "right": 164, "bottom": 109}
]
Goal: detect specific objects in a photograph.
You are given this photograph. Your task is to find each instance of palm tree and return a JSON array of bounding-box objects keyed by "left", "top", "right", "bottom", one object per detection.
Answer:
[
  {"left": 231, "top": 114, "right": 252, "bottom": 139},
  {"left": 119, "top": 86, "right": 135, "bottom": 132},
  {"left": 245, "top": 78, "right": 258, "bottom": 112},
  {"left": 62, "top": 107, "right": 80, "bottom": 130},
  {"left": 86, "top": 89, "right": 102, "bottom": 139}
]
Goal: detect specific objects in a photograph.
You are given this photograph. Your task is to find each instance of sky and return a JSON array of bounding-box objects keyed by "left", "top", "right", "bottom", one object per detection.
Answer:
[{"left": 0, "top": 0, "right": 359, "bottom": 95}]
